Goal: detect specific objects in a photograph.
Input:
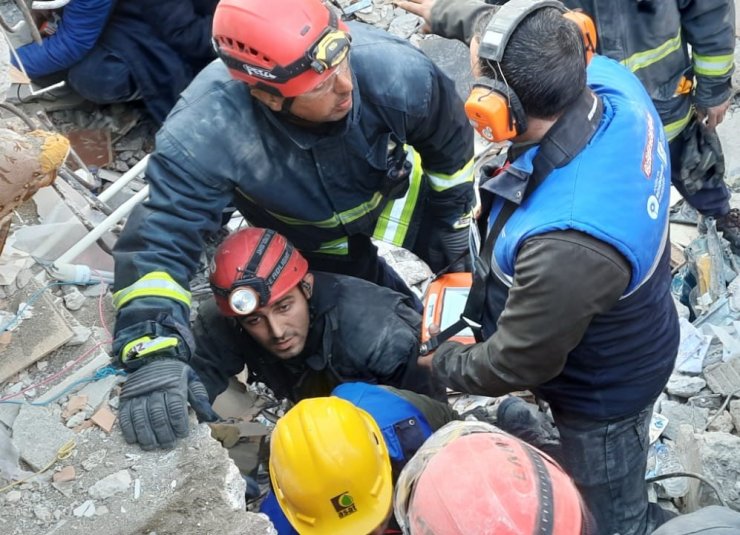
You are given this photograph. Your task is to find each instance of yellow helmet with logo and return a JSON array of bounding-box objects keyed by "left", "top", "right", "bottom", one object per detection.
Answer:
[{"left": 269, "top": 397, "right": 393, "bottom": 535}]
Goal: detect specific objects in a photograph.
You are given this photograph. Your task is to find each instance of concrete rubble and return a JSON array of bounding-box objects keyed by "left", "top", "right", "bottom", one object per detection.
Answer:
[{"left": 0, "top": 0, "right": 739, "bottom": 532}]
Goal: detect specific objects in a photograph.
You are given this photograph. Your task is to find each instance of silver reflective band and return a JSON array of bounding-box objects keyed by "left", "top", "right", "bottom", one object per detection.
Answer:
[{"left": 229, "top": 287, "right": 260, "bottom": 315}]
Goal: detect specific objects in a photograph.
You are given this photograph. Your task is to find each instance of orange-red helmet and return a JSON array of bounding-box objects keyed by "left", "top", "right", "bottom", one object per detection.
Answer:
[
  {"left": 209, "top": 228, "right": 309, "bottom": 316},
  {"left": 395, "top": 421, "right": 586, "bottom": 535},
  {"left": 212, "top": 0, "right": 351, "bottom": 97}
]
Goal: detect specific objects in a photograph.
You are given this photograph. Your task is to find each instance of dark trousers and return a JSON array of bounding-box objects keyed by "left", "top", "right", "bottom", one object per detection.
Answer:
[
  {"left": 67, "top": 46, "right": 139, "bottom": 106},
  {"left": 670, "top": 134, "right": 731, "bottom": 217},
  {"left": 552, "top": 404, "right": 675, "bottom": 535}
]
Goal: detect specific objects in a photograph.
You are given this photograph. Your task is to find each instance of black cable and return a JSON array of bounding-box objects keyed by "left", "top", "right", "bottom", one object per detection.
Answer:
[{"left": 645, "top": 471, "right": 727, "bottom": 507}]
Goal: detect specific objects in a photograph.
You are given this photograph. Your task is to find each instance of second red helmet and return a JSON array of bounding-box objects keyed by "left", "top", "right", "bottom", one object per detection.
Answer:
[{"left": 210, "top": 228, "right": 309, "bottom": 316}]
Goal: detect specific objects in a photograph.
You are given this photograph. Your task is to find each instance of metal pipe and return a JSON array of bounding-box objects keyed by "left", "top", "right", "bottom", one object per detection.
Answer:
[
  {"left": 31, "top": 0, "right": 71, "bottom": 9},
  {"left": 97, "top": 155, "right": 149, "bottom": 203},
  {"left": 13, "top": 0, "right": 42, "bottom": 45},
  {"left": 53, "top": 186, "right": 148, "bottom": 265}
]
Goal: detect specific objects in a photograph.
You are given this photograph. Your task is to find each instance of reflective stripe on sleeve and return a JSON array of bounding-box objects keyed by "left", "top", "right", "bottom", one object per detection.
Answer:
[
  {"left": 113, "top": 271, "right": 192, "bottom": 310},
  {"left": 621, "top": 30, "right": 681, "bottom": 74},
  {"left": 693, "top": 53, "right": 734, "bottom": 77},
  {"left": 425, "top": 158, "right": 474, "bottom": 193}
]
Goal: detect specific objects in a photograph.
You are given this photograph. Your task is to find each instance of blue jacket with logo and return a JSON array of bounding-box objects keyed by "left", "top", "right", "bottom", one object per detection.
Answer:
[{"left": 433, "top": 57, "right": 679, "bottom": 420}]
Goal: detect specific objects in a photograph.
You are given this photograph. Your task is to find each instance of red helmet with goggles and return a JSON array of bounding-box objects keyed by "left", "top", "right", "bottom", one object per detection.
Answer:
[
  {"left": 210, "top": 228, "right": 309, "bottom": 317},
  {"left": 212, "top": 0, "right": 351, "bottom": 97}
]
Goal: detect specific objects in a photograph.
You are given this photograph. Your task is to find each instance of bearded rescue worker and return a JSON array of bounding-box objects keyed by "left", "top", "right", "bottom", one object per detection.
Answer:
[
  {"left": 261, "top": 384, "right": 458, "bottom": 535},
  {"left": 189, "top": 228, "right": 443, "bottom": 403},
  {"left": 112, "top": 0, "right": 474, "bottom": 450},
  {"left": 408, "top": 2, "right": 679, "bottom": 533}
]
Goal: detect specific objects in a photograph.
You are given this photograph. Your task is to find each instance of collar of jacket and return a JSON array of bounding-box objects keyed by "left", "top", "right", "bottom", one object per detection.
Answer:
[
  {"left": 257, "top": 73, "right": 362, "bottom": 150},
  {"left": 480, "top": 146, "right": 536, "bottom": 205}
]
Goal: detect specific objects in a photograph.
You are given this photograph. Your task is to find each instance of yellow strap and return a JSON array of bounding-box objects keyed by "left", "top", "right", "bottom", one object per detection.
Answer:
[
  {"left": 113, "top": 271, "right": 191, "bottom": 310},
  {"left": 0, "top": 439, "right": 76, "bottom": 494},
  {"left": 122, "top": 336, "right": 180, "bottom": 363}
]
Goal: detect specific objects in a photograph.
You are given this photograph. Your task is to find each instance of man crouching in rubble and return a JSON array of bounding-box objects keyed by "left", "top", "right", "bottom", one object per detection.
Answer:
[
  {"left": 401, "top": 0, "right": 680, "bottom": 533},
  {"left": 117, "top": 227, "right": 444, "bottom": 450},
  {"left": 190, "top": 227, "right": 444, "bottom": 404}
]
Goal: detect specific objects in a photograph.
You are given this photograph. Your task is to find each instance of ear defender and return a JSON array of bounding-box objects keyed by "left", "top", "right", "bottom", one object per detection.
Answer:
[
  {"left": 464, "top": 77, "right": 527, "bottom": 142},
  {"left": 464, "top": 0, "right": 598, "bottom": 143},
  {"left": 564, "top": 10, "right": 598, "bottom": 65}
]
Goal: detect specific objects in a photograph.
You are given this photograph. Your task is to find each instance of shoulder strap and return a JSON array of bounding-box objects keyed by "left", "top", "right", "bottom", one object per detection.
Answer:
[{"left": 420, "top": 89, "right": 603, "bottom": 353}]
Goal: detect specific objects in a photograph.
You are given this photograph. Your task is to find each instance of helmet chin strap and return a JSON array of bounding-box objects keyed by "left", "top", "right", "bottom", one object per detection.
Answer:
[{"left": 281, "top": 97, "right": 295, "bottom": 114}]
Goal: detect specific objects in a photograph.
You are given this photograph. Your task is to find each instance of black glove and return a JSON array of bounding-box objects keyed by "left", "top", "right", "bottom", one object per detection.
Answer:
[
  {"left": 119, "top": 359, "right": 219, "bottom": 450},
  {"left": 678, "top": 119, "right": 725, "bottom": 196},
  {"left": 427, "top": 223, "right": 472, "bottom": 273}
]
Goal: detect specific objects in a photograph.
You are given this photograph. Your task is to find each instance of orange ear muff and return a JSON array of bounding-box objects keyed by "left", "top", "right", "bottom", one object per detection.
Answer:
[
  {"left": 464, "top": 77, "right": 527, "bottom": 143},
  {"left": 563, "top": 11, "right": 597, "bottom": 65}
]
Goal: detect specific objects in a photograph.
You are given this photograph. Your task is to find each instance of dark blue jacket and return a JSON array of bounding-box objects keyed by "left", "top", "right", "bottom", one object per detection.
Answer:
[{"left": 111, "top": 22, "right": 474, "bottom": 366}]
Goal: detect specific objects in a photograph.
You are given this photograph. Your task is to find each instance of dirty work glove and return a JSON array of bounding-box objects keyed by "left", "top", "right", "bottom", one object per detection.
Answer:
[
  {"left": 119, "top": 359, "right": 219, "bottom": 450},
  {"left": 427, "top": 223, "right": 472, "bottom": 273},
  {"left": 678, "top": 120, "right": 725, "bottom": 196}
]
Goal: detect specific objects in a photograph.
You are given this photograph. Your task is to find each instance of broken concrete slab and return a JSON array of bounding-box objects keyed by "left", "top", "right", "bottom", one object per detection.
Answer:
[
  {"left": 0, "top": 278, "right": 74, "bottom": 383},
  {"left": 88, "top": 469, "right": 131, "bottom": 500},
  {"left": 707, "top": 411, "right": 735, "bottom": 433},
  {"left": 698, "top": 431, "right": 740, "bottom": 509},
  {"left": 660, "top": 401, "right": 710, "bottom": 438},
  {"left": 666, "top": 374, "right": 707, "bottom": 398},
  {"left": 62, "top": 395, "right": 88, "bottom": 420},
  {"left": 0, "top": 402, "right": 20, "bottom": 429},
  {"left": 52, "top": 465, "right": 76, "bottom": 483},
  {"left": 11, "top": 404, "right": 76, "bottom": 472},
  {"left": 34, "top": 351, "right": 111, "bottom": 404},
  {"left": 77, "top": 374, "right": 122, "bottom": 416},
  {"left": 704, "top": 358, "right": 740, "bottom": 396}
]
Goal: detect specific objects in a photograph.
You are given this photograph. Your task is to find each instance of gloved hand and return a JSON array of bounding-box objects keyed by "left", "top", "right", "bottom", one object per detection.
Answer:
[
  {"left": 119, "top": 359, "right": 219, "bottom": 450},
  {"left": 678, "top": 119, "right": 725, "bottom": 196},
  {"left": 427, "top": 222, "right": 472, "bottom": 273}
]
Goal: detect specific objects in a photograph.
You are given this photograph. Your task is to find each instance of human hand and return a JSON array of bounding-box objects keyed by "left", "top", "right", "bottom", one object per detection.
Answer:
[
  {"left": 696, "top": 97, "right": 732, "bottom": 130},
  {"left": 119, "top": 359, "right": 219, "bottom": 450},
  {"left": 393, "top": 0, "right": 435, "bottom": 33}
]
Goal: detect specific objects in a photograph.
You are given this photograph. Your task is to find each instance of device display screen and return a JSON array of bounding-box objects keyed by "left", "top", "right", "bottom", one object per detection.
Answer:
[{"left": 440, "top": 288, "right": 473, "bottom": 336}]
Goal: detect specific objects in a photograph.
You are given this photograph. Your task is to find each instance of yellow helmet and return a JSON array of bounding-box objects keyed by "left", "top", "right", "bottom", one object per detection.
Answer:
[{"left": 269, "top": 397, "right": 393, "bottom": 535}]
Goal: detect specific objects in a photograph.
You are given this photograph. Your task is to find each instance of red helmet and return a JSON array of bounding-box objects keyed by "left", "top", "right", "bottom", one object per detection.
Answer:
[
  {"left": 212, "top": 0, "right": 351, "bottom": 97},
  {"left": 395, "top": 421, "right": 585, "bottom": 535},
  {"left": 210, "top": 228, "right": 309, "bottom": 316}
]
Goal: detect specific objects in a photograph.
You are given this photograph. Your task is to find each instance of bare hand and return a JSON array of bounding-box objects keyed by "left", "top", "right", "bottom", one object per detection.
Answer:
[
  {"left": 696, "top": 97, "right": 732, "bottom": 130},
  {"left": 393, "top": 0, "right": 435, "bottom": 33}
]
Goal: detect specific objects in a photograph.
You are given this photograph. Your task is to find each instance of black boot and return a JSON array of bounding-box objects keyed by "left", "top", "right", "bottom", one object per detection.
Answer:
[{"left": 715, "top": 208, "right": 740, "bottom": 255}]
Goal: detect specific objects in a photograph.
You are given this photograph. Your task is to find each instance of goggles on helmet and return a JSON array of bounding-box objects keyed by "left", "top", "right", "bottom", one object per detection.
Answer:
[{"left": 213, "top": 9, "right": 351, "bottom": 86}]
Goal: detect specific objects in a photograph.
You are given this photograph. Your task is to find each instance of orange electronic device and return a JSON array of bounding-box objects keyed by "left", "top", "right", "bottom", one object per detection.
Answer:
[{"left": 421, "top": 272, "right": 475, "bottom": 346}]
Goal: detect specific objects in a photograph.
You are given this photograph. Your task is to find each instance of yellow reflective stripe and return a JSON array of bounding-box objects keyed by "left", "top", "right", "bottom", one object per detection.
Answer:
[
  {"left": 663, "top": 106, "right": 694, "bottom": 141},
  {"left": 236, "top": 188, "right": 385, "bottom": 229},
  {"left": 693, "top": 53, "right": 734, "bottom": 77},
  {"left": 122, "top": 336, "right": 179, "bottom": 363},
  {"left": 621, "top": 30, "right": 681, "bottom": 73},
  {"left": 374, "top": 148, "right": 423, "bottom": 246},
  {"left": 113, "top": 271, "right": 191, "bottom": 310},
  {"left": 425, "top": 158, "right": 475, "bottom": 193},
  {"left": 315, "top": 236, "right": 350, "bottom": 255}
]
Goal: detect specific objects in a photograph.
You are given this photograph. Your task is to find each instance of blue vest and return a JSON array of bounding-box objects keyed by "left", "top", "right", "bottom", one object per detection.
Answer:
[
  {"left": 484, "top": 57, "right": 678, "bottom": 419},
  {"left": 261, "top": 383, "right": 433, "bottom": 534}
]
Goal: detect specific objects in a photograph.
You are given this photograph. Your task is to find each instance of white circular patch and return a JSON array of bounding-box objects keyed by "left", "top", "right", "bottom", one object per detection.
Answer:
[{"left": 647, "top": 195, "right": 659, "bottom": 220}]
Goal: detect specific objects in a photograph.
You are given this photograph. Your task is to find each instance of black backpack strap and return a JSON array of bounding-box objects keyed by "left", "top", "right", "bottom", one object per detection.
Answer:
[{"left": 420, "top": 89, "right": 603, "bottom": 354}]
